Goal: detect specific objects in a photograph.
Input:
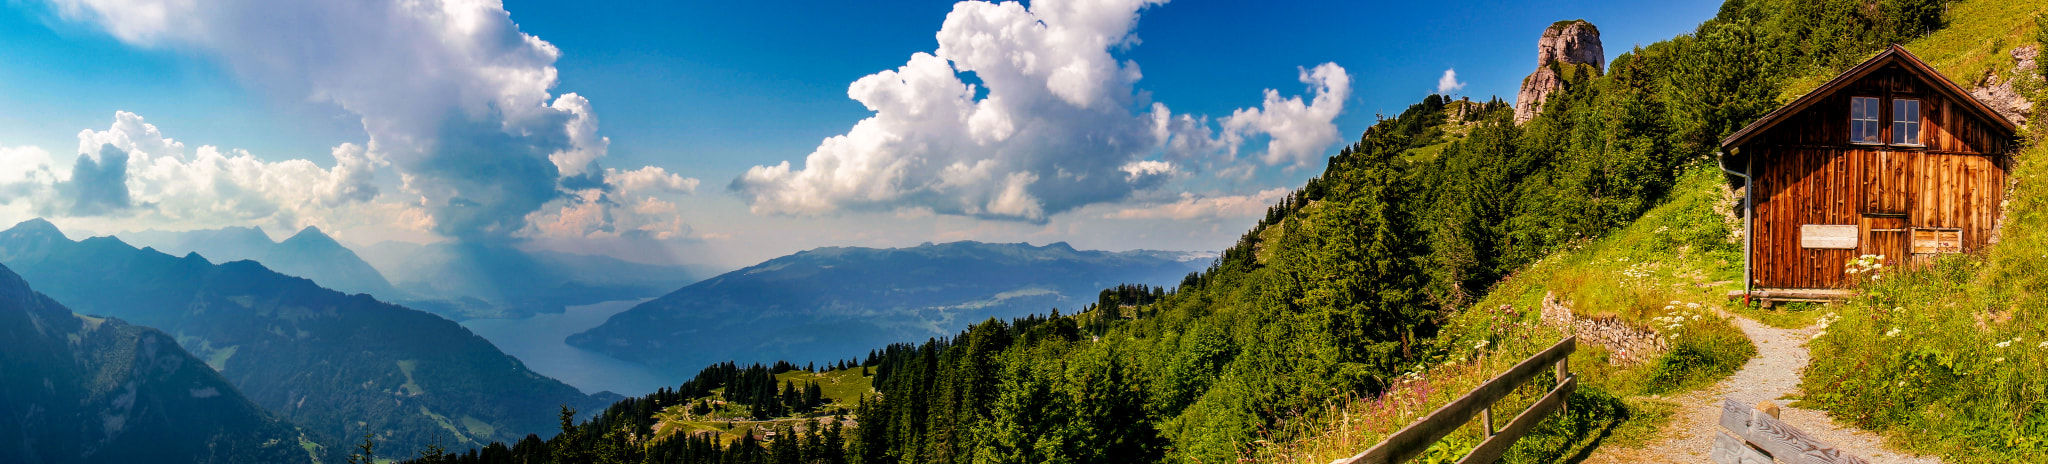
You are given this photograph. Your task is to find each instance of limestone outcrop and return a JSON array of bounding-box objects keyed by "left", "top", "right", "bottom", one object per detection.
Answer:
[
  {"left": 1969, "top": 45, "right": 2038, "bottom": 127},
  {"left": 1514, "top": 20, "right": 1604, "bottom": 125}
]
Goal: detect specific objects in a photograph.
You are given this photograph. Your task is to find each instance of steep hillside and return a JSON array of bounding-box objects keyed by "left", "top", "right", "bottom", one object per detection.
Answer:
[
  {"left": 0, "top": 219, "right": 617, "bottom": 461},
  {"left": 0, "top": 263, "right": 312, "bottom": 464},
  {"left": 567, "top": 241, "right": 1207, "bottom": 372},
  {"left": 1796, "top": 1, "right": 2048, "bottom": 461},
  {"left": 121, "top": 225, "right": 401, "bottom": 300}
]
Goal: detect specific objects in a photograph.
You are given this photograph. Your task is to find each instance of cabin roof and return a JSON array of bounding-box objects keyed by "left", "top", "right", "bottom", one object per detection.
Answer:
[{"left": 1718, "top": 44, "right": 2018, "bottom": 151}]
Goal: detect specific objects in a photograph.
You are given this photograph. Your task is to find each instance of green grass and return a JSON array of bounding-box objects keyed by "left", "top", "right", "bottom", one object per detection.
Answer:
[
  {"left": 1263, "top": 165, "right": 1756, "bottom": 463},
  {"left": 648, "top": 367, "right": 874, "bottom": 445},
  {"left": 1792, "top": 3, "right": 2048, "bottom": 461},
  {"left": 1778, "top": 1, "right": 2048, "bottom": 107},
  {"left": 774, "top": 368, "right": 873, "bottom": 406},
  {"left": 1729, "top": 301, "right": 1829, "bottom": 330}
]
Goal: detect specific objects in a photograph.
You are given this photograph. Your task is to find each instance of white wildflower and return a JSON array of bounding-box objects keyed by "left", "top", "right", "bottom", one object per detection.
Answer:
[
  {"left": 1884, "top": 327, "right": 1901, "bottom": 338},
  {"left": 1996, "top": 340, "right": 2012, "bottom": 348},
  {"left": 2038, "top": 341, "right": 2048, "bottom": 349},
  {"left": 1686, "top": 302, "right": 1702, "bottom": 309},
  {"left": 1692, "top": 314, "right": 1701, "bottom": 321},
  {"left": 1811, "top": 331, "right": 1827, "bottom": 340},
  {"left": 1474, "top": 340, "right": 1490, "bottom": 350},
  {"left": 1994, "top": 357, "right": 2006, "bottom": 363}
]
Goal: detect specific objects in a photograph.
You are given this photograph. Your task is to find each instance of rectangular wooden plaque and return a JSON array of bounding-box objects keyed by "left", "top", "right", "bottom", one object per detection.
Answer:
[
  {"left": 1912, "top": 229, "right": 1962, "bottom": 254},
  {"left": 1800, "top": 225, "right": 1859, "bottom": 249}
]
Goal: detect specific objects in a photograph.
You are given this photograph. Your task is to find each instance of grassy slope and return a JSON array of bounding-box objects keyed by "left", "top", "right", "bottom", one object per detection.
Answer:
[
  {"left": 647, "top": 368, "right": 873, "bottom": 445},
  {"left": 1268, "top": 162, "right": 1755, "bottom": 463},
  {"left": 1794, "top": 1, "right": 2048, "bottom": 462},
  {"left": 1278, "top": 2, "right": 2048, "bottom": 462}
]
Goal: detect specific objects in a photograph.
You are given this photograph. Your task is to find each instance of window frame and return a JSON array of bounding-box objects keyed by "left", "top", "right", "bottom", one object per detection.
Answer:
[
  {"left": 1849, "top": 96, "right": 1884, "bottom": 145},
  {"left": 1891, "top": 98, "right": 1924, "bottom": 146}
]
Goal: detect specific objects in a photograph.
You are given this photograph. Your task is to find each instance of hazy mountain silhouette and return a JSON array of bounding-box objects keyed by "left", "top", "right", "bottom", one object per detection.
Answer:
[
  {"left": 0, "top": 218, "right": 617, "bottom": 461},
  {"left": 359, "top": 240, "right": 701, "bottom": 319},
  {"left": 568, "top": 241, "right": 1210, "bottom": 372},
  {"left": 120, "top": 225, "right": 401, "bottom": 299},
  {"left": 0, "top": 261, "right": 311, "bottom": 464}
]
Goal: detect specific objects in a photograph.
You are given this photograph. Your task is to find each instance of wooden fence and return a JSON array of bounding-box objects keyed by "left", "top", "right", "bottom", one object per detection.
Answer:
[
  {"left": 1331, "top": 336, "right": 1576, "bottom": 464},
  {"left": 1713, "top": 399, "right": 1869, "bottom": 464}
]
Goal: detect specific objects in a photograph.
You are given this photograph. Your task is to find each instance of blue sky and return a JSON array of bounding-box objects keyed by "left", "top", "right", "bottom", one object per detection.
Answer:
[{"left": 0, "top": 0, "right": 1721, "bottom": 268}]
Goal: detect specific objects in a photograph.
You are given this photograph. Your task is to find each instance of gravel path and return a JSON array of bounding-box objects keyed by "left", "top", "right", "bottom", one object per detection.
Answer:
[{"left": 1582, "top": 314, "right": 1942, "bottom": 464}]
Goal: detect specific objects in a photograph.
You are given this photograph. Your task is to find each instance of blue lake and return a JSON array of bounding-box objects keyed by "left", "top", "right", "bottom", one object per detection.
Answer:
[{"left": 461, "top": 299, "right": 678, "bottom": 397}]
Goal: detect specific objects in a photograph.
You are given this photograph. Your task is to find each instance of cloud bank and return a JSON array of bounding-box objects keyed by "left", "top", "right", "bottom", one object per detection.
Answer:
[
  {"left": 732, "top": 0, "right": 1351, "bottom": 223},
  {"left": 44, "top": 0, "right": 692, "bottom": 241}
]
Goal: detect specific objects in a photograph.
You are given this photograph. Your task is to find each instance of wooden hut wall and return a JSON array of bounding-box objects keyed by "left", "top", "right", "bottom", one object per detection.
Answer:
[{"left": 1744, "top": 64, "right": 2011, "bottom": 290}]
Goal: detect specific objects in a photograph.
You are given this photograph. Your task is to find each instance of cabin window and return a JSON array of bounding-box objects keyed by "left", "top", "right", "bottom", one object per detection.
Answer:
[
  {"left": 1892, "top": 98, "right": 1922, "bottom": 145},
  {"left": 1850, "top": 96, "right": 1882, "bottom": 144}
]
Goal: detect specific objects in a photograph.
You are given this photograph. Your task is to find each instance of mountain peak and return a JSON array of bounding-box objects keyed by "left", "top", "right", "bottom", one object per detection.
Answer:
[
  {"left": 4, "top": 218, "right": 65, "bottom": 239},
  {"left": 283, "top": 225, "right": 339, "bottom": 246}
]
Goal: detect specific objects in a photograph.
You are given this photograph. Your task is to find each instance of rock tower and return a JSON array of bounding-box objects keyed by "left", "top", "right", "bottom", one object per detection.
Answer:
[{"left": 1514, "top": 20, "right": 1604, "bottom": 125}]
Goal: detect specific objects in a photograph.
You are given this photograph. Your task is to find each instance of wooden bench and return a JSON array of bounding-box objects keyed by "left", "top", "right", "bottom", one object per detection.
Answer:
[{"left": 1712, "top": 399, "right": 1869, "bottom": 464}]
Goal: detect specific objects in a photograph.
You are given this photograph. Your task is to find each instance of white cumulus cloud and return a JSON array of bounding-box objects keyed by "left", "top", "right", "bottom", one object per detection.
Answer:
[
  {"left": 732, "top": 0, "right": 1349, "bottom": 222},
  {"left": 1436, "top": 68, "right": 1466, "bottom": 95},
  {"left": 46, "top": 0, "right": 679, "bottom": 241},
  {"left": 1220, "top": 63, "right": 1353, "bottom": 167},
  {"left": 1105, "top": 188, "right": 1289, "bottom": 221},
  {"left": 0, "top": 111, "right": 420, "bottom": 235}
]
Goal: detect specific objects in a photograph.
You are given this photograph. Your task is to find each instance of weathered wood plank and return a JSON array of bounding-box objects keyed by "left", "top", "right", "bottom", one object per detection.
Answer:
[
  {"left": 1712, "top": 430, "right": 1775, "bottom": 464},
  {"left": 1719, "top": 399, "right": 1872, "bottom": 464},
  {"left": 1334, "top": 337, "right": 1576, "bottom": 464},
  {"left": 1456, "top": 375, "right": 1576, "bottom": 464}
]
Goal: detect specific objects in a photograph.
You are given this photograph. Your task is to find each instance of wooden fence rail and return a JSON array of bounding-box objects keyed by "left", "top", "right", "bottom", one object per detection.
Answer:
[
  {"left": 1713, "top": 399, "right": 1869, "bottom": 464},
  {"left": 1332, "top": 336, "right": 1577, "bottom": 464}
]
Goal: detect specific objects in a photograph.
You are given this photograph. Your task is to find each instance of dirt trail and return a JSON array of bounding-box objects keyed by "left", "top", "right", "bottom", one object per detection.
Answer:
[{"left": 1583, "top": 314, "right": 1942, "bottom": 463}]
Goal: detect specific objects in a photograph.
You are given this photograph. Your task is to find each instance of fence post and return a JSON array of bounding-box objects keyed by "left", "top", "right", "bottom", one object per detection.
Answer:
[
  {"left": 1481, "top": 408, "right": 1494, "bottom": 436},
  {"left": 1555, "top": 355, "right": 1569, "bottom": 415}
]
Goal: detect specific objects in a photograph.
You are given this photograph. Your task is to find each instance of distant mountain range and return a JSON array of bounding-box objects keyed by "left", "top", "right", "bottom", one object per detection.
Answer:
[
  {"left": 119, "top": 227, "right": 703, "bottom": 320},
  {"left": 121, "top": 225, "right": 400, "bottom": 299},
  {"left": 568, "top": 241, "right": 1212, "bottom": 372},
  {"left": 357, "top": 241, "right": 703, "bottom": 319},
  {"left": 0, "top": 262, "right": 311, "bottom": 464},
  {"left": 1, "top": 219, "right": 617, "bottom": 460}
]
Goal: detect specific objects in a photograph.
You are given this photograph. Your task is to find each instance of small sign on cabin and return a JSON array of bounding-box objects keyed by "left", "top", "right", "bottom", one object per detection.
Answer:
[
  {"left": 1799, "top": 225, "right": 1858, "bottom": 249},
  {"left": 1911, "top": 229, "right": 1962, "bottom": 254}
]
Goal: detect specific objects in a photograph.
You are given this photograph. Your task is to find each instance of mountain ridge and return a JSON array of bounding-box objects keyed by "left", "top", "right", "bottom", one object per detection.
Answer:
[
  {"left": 566, "top": 240, "right": 1207, "bottom": 373},
  {"left": 2, "top": 219, "right": 619, "bottom": 461},
  {"left": 0, "top": 262, "right": 312, "bottom": 464}
]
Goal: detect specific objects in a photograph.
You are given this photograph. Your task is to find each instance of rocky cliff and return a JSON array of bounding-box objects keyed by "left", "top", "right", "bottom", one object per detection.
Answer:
[
  {"left": 1514, "top": 20, "right": 1605, "bottom": 125},
  {"left": 1969, "top": 45, "right": 2038, "bottom": 127}
]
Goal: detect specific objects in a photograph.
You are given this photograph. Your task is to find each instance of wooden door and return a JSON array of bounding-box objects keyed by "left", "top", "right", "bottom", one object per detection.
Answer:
[
  {"left": 1862, "top": 150, "right": 1911, "bottom": 215},
  {"left": 1861, "top": 150, "right": 1911, "bottom": 270},
  {"left": 1861, "top": 215, "right": 1907, "bottom": 267}
]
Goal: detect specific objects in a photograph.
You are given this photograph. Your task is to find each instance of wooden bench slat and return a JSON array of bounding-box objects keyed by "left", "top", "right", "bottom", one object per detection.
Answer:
[
  {"left": 1711, "top": 430, "right": 1774, "bottom": 464},
  {"left": 1719, "top": 399, "right": 1871, "bottom": 464}
]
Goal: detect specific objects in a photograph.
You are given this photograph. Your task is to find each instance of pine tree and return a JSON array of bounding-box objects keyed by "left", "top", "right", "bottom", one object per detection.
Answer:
[{"left": 346, "top": 433, "right": 376, "bottom": 464}]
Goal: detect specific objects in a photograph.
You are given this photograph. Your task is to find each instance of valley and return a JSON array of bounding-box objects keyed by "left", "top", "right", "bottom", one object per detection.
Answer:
[{"left": 461, "top": 299, "right": 669, "bottom": 397}]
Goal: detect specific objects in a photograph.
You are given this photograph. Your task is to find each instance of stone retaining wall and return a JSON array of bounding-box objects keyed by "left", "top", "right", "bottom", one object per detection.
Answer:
[{"left": 1539, "top": 292, "right": 1668, "bottom": 365}]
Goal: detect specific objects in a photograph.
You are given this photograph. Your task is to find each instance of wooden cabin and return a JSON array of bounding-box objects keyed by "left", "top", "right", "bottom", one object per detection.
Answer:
[{"left": 1720, "top": 45, "right": 2018, "bottom": 299}]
